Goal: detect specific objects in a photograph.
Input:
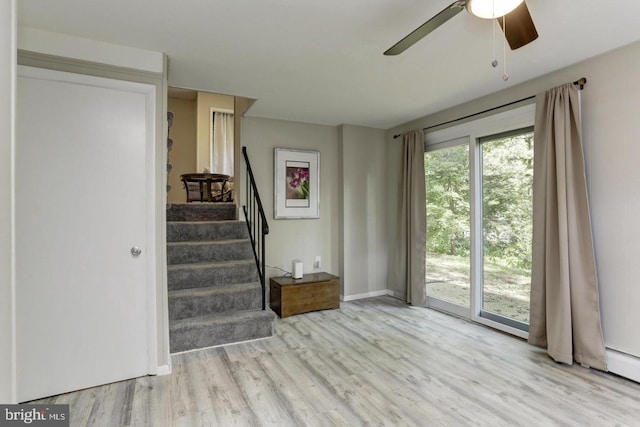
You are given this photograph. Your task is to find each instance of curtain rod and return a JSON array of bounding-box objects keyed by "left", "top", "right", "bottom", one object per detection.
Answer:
[{"left": 393, "top": 77, "right": 587, "bottom": 139}]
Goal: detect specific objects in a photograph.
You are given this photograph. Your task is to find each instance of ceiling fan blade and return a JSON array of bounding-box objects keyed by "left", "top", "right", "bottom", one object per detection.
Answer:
[
  {"left": 498, "top": 1, "right": 538, "bottom": 50},
  {"left": 384, "top": 1, "right": 466, "bottom": 56}
]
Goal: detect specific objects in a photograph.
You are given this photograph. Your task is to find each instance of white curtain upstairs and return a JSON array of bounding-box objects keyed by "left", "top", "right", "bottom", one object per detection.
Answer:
[{"left": 211, "top": 112, "right": 234, "bottom": 176}]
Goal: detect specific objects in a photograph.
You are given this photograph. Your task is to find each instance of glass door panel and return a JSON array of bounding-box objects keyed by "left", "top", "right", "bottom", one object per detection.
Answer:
[
  {"left": 480, "top": 130, "right": 533, "bottom": 328},
  {"left": 425, "top": 144, "right": 470, "bottom": 308}
]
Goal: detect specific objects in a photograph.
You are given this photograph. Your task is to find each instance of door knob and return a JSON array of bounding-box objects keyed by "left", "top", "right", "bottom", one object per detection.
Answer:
[{"left": 131, "top": 246, "right": 142, "bottom": 256}]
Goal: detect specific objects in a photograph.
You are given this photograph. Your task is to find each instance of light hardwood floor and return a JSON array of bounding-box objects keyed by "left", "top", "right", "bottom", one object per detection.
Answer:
[{"left": 34, "top": 296, "right": 640, "bottom": 426}]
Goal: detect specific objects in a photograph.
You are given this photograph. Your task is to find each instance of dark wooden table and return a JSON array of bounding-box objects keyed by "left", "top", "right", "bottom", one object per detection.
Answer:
[
  {"left": 269, "top": 272, "right": 340, "bottom": 318},
  {"left": 180, "top": 173, "right": 230, "bottom": 202}
]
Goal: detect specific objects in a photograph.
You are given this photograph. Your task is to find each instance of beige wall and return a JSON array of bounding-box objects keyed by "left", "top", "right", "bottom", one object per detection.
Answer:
[
  {"left": 196, "top": 91, "right": 234, "bottom": 174},
  {"left": 387, "top": 41, "right": 640, "bottom": 374},
  {"left": 339, "top": 125, "right": 388, "bottom": 299},
  {"left": 241, "top": 117, "right": 340, "bottom": 288},
  {"left": 167, "top": 97, "right": 197, "bottom": 204},
  {"left": 0, "top": 0, "right": 16, "bottom": 404},
  {"left": 241, "top": 118, "right": 387, "bottom": 300}
]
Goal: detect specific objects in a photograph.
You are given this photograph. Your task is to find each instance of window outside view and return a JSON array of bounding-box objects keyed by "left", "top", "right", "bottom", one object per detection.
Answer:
[
  {"left": 481, "top": 131, "right": 533, "bottom": 323},
  {"left": 425, "top": 144, "right": 470, "bottom": 308},
  {"left": 425, "top": 130, "right": 533, "bottom": 324}
]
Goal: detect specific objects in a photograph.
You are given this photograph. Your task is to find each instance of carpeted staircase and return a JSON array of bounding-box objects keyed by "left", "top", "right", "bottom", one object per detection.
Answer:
[{"left": 166, "top": 203, "right": 276, "bottom": 353}]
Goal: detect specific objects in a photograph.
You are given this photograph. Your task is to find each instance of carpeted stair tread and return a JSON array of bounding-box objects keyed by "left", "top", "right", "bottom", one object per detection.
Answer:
[
  {"left": 167, "top": 259, "right": 259, "bottom": 290},
  {"left": 171, "top": 309, "right": 275, "bottom": 329},
  {"left": 167, "top": 239, "right": 249, "bottom": 247},
  {"left": 168, "top": 259, "right": 256, "bottom": 271},
  {"left": 167, "top": 203, "right": 236, "bottom": 222},
  {"left": 167, "top": 220, "right": 248, "bottom": 242},
  {"left": 167, "top": 221, "right": 241, "bottom": 227},
  {"left": 169, "top": 309, "right": 276, "bottom": 352},
  {"left": 168, "top": 220, "right": 237, "bottom": 225},
  {"left": 167, "top": 239, "right": 253, "bottom": 265},
  {"left": 168, "top": 282, "right": 261, "bottom": 320},
  {"left": 168, "top": 281, "right": 260, "bottom": 299},
  {"left": 165, "top": 203, "right": 275, "bottom": 354}
]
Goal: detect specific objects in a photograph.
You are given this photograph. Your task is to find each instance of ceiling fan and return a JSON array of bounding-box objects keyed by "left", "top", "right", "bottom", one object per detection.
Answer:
[{"left": 384, "top": 0, "right": 538, "bottom": 56}]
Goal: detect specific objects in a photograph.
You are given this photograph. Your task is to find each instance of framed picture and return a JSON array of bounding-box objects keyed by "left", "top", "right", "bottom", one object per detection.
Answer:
[{"left": 274, "top": 148, "right": 320, "bottom": 219}]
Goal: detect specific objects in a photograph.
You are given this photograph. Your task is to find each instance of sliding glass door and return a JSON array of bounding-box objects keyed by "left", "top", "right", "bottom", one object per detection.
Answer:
[
  {"left": 424, "top": 120, "right": 534, "bottom": 336},
  {"left": 425, "top": 140, "right": 470, "bottom": 315},
  {"left": 479, "top": 129, "right": 533, "bottom": 330}
]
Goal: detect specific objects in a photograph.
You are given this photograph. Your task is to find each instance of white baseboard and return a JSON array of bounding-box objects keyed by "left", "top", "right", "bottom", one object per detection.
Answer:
[
  {"left": 386, "top": 290, "right": 405, "bottom": 300},
  {"left": 155, "top": 364, "right": 172, "bottom": 376},
  {"left": 341, "top": 289, "right": 391, "bottom": 302},
  {"left": 607, "top": 348, "right": 640, "bottom": 383}
]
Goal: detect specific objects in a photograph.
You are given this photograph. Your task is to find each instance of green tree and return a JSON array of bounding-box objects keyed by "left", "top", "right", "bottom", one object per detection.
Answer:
[
  {"left": 425, "top": 131, "right": 533, "bottom": 269},
  {"left": 481, "top": 133, "right": 533, "bottom": 269},
  {"left": 425, "top": 145, "right": 470, "bottom": 256}
]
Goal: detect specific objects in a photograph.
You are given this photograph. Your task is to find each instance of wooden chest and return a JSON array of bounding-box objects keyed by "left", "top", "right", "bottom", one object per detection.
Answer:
[{"left": 269, "top": 272, "right": 340, "bottom": 318}]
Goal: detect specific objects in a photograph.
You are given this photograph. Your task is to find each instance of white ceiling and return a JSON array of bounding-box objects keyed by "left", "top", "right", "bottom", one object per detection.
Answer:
[{"left": 18, "top": 0, "right": 640, "bottom": 129}]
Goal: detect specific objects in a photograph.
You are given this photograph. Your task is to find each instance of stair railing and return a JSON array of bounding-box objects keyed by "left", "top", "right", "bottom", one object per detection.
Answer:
[{"left": 241, "top": 146, "right": 269, "bottom": 310}]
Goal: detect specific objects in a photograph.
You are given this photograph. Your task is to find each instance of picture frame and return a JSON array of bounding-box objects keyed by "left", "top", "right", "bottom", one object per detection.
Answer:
[{"left": 274, "top": 148, "right": 320, "bottom": 219}]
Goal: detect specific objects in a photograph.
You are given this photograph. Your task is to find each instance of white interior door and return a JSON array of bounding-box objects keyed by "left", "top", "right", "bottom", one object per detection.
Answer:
[{"left": 16, "top": 66, "right": 154, "bottom": 402}]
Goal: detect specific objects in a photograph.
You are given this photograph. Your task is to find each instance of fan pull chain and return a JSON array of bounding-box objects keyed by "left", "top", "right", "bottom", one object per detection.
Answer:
[
  {"left": 491, "top": 15, "right": 498, "bottom": 68},
  {"left": 489, "top": 1, "right": 510, "bottom": 82},
  {"left": 502, "top": 15, "right": 509, "bottom": 81}
]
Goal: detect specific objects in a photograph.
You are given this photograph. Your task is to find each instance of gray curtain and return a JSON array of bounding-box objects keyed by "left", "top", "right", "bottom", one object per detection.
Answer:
[
  {"left": 529, "top": 83, "right": 607, "bottom": 371},
  {"left": 393, "top": 130, "right": 427, "bottom": 306}
]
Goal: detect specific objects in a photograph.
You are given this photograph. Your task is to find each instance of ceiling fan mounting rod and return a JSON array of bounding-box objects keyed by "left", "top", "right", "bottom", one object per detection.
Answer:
[{"left": 453, "top": 1, "right": 467, "bottom": 10}]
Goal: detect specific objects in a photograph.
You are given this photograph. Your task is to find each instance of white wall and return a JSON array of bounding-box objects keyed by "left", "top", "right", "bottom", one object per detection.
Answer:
[
  {"left": 339, "top": 125, "right": 388, "bottom": 300},
  {"left": 241, "top": 117, "right": 340, "bottom": 285},
  {"left": 0, "top": 0, "right": 16, "bottom": 404},
  {"left": 388, "top": 40, "right": 640, "bottom": 379},
  {"left": 241, "top": 118, "right": 388, "bottom": 300},
  {"left": 18, "top": 27, "right": 163, "bottom": 73}
]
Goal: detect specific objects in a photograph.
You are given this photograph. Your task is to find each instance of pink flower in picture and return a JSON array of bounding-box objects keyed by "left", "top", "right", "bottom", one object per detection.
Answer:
[{"left": 286, "top": 166, "right": 310, "bottom": 200}]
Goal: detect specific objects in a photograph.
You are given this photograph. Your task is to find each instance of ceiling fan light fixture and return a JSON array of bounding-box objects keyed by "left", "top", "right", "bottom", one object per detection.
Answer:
[{"left": 466, "top": 0, "right": 524, "bottom": 19}]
